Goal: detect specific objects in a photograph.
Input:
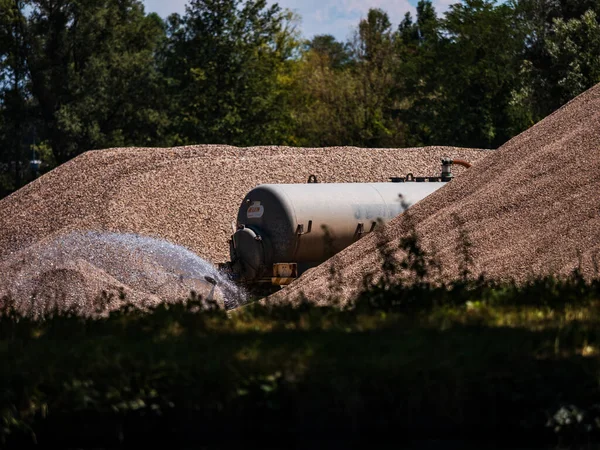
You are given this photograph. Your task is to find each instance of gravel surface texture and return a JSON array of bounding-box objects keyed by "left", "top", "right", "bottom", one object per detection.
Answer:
[
  {"left": 268, "top": 83, "right": 600, "bottom": 307},
  {"left": 0, "top": 145, "right": 486, "bottom": 315}
]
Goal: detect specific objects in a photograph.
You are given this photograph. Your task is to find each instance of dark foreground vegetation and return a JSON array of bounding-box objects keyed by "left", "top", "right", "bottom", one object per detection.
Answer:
[
  {"left": 2, "top": 228, "right": 600, "bottom": 449},
  {"left": 3, "top": 0, "right": 600, "bottom": 197}
]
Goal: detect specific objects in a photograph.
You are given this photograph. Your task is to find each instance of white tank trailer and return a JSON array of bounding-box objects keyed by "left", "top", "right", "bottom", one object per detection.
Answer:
[{"left": 219, "top": 158, "right": 471, "bottom": 294}]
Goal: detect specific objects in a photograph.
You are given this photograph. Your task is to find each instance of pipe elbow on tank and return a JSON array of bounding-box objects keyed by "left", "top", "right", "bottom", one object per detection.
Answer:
[{"left": 451, "top": 159, "right": 472, "bottom": 169}]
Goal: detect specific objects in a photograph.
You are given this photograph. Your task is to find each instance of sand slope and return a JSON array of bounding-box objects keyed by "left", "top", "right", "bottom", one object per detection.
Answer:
[{"left": 270, "top": 84, "right": 600, "bottom": 306}]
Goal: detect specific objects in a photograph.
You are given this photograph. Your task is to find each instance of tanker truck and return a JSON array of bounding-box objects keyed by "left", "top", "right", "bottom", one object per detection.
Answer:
[{"left": 219, "top": 158, "right": 471, "bottom": 295}]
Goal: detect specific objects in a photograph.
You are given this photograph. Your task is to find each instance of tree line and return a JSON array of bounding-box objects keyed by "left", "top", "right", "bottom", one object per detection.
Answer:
[{"left": 1, "top": 0, "right": 599, "bottom": 198}]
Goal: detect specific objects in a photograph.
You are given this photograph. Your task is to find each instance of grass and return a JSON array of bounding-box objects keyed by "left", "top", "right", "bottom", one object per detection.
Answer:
[
  {"left": 2, "top": 273, "right": 600, "bottom": 449},
  {"left": 2, "top": 217, "right": 600, "bottom": 448}
]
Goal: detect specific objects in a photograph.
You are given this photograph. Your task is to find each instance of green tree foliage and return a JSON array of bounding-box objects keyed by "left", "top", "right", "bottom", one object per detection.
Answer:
[
  {"left": 306, "top": 34, "right": 351, "bottom": 69},
  {"left": 512, "top": 0, "right": 600, "bottom": 123},
  {"left": 397, "top": 0, "right": 525, "bottom": 148},
  {"left": 288, "top": 42, "right": 363, "bottom": 146},
  {"left": 0, "top": 0, "right": 33, "bottom": 196},
  {"left": 162, "top": 0, "right": 300, "bottom": 146},
  {"left": 546, "top": 10, "right": 600, "bottom": 104},
  {"left": 25, "top": 0, "right": 169, "bottom": 164},
  {"left": 1, "top": 0, "right": 600, "bottom": 199},
  {"left": 439, "top": 0, "right": 525, "bottom": 148},
  {"left": 512, "top": 5, "right": 600, "bottom": 125},
  {"left": 351, "top": 8, "right": 405, "bottom": 147},
  {"left": 289, "top": 14, "right": 408, "bottom": 149},
  {"left": 395, "top": 0, "right": 444, "bottom": 146}
]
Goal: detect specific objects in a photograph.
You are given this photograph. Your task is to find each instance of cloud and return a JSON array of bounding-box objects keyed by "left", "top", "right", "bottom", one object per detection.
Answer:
[
  {"left": 339, "top": 0, "right": 415, "bottom": 18},
  {"left": 142, "top": 0, "right": 459, "bottom": 42},
  {"left": 142, "top": 0, "right": 187, "bottom": 18},
  {"left": 275, "top": 0, "right": 459, "bottom": 41},
  {"left": 274, "top": 0, "right": 406, "bottom": 41},
  {"left": 431, "top": 0, "right": 456, "bottom": 15}
]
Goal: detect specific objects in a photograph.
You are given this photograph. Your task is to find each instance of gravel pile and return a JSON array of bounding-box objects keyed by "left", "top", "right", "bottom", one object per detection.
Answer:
[
  {"left": 0, "top": 145, "right": 487, "bottom": 315},
  {"left": 0, "top": 231, "right": 233, "bottom": 317},
  {"left": 269, "top": 83, "right": 600, "bottom": 307}
]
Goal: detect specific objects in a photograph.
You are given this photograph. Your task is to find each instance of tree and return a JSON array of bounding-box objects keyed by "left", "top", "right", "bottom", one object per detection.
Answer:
[
  {"left": 511, "top": 0, "right": 600, "bottom": 121},
  {"left": 511, "top": 2, "right": 600, "bottom": 124},
  {"left": 306, "top": 34, "right": 351, "bottom": 69},
  {"left": 162, "top": 0, "right": 300, "bottom": 147},
  {"left": 545, "top": 10, "right": 600, "bottom": 104},
  {"left": 0, "top": 0, "right": 35, "bottom": 196},
  {"left": 349, "top": 8, "right": 404, "bottom": 147},
  {"left": 398, "top": 0, "right": 438, "bottom": 46},
  {"left": 395, "top": 0, "right": 443, "bottom": 146},
  {"left": 442, "top": 0, "right": 525, "bottom": 147},
  {"left": 288, "top": 44, "right": 364, "bottom": 146},
  {"left": 25, "top": 0, "right": 169, "bottom": 164},
  {"left": 397, "top": 0, "right": 525, "bottom": 148}
]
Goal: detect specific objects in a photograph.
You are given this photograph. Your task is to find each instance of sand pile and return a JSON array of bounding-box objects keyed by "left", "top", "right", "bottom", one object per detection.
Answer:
[
  {"left": 268, "top": 83, "right": 600, "bottom": 307},
  {"left": 0, "top": 145, "right": 487, "bottom": 314},
  {"left": 0, "top": 231, "right": 234, "bottom": 317}
]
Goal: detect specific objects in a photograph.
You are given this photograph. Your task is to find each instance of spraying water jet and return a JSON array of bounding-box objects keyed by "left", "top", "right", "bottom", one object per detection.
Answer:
[{"left": 0, "top": 231, "right": 247, "bottom": 316}]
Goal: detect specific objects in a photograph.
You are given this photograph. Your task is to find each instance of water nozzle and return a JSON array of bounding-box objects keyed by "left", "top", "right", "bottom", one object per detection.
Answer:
[{"left": 204, "top": 275, "right": 218, "bottom": 286}]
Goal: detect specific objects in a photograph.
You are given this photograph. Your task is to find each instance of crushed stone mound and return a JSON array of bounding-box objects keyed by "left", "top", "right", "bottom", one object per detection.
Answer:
[
  {"left": 0, "top": 231, "right": 232, "bottom": 317},
  {"left": 267, "top": 83, "right": 600, "bottom": 307},
  {"left": 0, "top": 145, "right": 488, "bottom": 314}
]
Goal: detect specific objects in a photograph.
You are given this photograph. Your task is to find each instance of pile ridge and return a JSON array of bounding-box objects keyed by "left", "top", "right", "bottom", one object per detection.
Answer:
[{"left": 0, "top": 145, "right": 487, "bottom": 313}]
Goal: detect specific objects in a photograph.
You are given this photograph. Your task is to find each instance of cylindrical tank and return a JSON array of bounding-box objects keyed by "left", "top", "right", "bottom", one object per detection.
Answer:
[{"left": 229, "top": 182, "right": 446, "bottom": 283}]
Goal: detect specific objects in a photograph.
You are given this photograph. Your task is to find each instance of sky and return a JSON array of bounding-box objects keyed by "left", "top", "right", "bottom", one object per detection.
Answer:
[{"left": 142, "top": 0, "right": 456, "bottom": 42}]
